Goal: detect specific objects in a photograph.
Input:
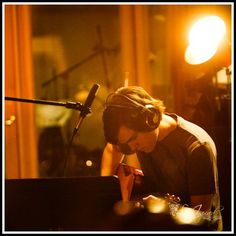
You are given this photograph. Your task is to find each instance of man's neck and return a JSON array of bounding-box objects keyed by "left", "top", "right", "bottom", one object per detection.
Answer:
[{"left": 158, "top": 114, "right": 177, "bottom": 141}]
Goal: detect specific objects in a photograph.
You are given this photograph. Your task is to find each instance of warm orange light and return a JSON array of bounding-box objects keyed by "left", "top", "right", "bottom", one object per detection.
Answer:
[
  {"left": 145, "top": 196, "right": 169, "bottom": 214},
  {"left": 173, "top": 206, "right": 203, "bottom": 225},
  {"left": 185, "top": 43, "right": 218, "bottom": 65},
  {"left": 185, "top": 16, "right": 226, "bottom": 65},
  {"left": 86, "top": 160, "right": 93, "bottom": 167}
]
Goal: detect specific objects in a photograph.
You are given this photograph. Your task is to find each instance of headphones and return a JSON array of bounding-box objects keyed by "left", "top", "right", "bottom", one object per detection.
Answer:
[{"left": 104, "top": 93, "right": 161, "bottom": 132}]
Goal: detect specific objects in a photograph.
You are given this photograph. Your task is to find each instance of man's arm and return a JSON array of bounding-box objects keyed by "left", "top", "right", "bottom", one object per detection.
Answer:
[
  {"left": 188, "top": 143, "right": 217, "bottom": 212},
  {"left": 100, "top": 143, "right": 124, "bottom": 176}
]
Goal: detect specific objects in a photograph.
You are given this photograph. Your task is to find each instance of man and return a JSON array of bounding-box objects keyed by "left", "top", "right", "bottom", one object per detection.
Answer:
[{"left": 100, "top": 86, "right": 222, "bottom": 230}]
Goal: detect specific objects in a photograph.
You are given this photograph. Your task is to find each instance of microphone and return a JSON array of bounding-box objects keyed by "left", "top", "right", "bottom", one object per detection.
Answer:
[
  {"left": 64, "top": 83, "right": 100, "bottom": 177},
  {"left": 75, "top": 83, "right": 100, "bottom": 131}
]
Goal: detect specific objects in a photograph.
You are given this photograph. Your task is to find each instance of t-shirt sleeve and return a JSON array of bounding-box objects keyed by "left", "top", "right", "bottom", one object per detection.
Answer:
[{"left": 187, "top": 142, "right": 216, "bottom": 195}]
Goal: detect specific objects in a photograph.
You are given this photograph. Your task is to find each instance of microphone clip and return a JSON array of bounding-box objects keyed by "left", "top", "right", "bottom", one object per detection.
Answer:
[{"left": 65, "top": 101, "right": 91, "bottom": 117}]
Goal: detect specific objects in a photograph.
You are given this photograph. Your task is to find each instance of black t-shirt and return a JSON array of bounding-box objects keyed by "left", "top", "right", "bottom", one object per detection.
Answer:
[{"left": 137, "top": 114, "right": 217, "bottom": 206}]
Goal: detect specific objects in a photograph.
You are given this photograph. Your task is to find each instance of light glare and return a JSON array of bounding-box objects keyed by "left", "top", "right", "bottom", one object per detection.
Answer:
[
  {"left": 185, "top": 43, "right": 218, "bottom": 65},
  {"left": 185, "top": 16, "right": 226, "bottom": 65},
  {"left": 188, "top": 16, "right": 226, "bottom": 46}
]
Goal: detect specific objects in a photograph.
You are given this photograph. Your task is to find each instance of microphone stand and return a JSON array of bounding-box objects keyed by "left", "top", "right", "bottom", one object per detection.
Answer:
[
  {"left": 5, "top": 95, "right": 92, "bottom": 177},
  {"left": 41, "top": 50, "right": 101, "bottom": 89},
  {"left": 41, "top": 25, "right": 117, "bottom": 97}
]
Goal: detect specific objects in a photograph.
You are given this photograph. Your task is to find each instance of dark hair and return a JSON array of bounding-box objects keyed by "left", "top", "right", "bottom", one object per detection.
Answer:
[{"left": 102, "top": 86, "right": 166, "bottom": 144}]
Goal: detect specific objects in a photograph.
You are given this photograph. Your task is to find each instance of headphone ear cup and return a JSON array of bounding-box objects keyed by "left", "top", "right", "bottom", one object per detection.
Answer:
[{"left": 144, "top": 105, "right": 160, "bottom": 130}]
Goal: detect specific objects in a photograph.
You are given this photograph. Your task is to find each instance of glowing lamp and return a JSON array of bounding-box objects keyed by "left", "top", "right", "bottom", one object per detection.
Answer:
[{"left": 185, "top": 16, "right": 226, "bottom": 65}]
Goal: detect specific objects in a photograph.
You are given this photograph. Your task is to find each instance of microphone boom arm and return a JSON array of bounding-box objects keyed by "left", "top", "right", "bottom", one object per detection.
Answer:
[
  {"left": 5, "top": 83, "right": 100, "bottom": 178},
  {"left": 5, "top": 96, "right": 87, "bottom": 112}
]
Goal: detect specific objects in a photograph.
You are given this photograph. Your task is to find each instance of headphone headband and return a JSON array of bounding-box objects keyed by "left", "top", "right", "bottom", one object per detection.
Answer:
[
  {"left": 105, "top": 92, "right": 144, "bottom": 109},
  {"left": 104, "top": 92, "right": 161, "bottom": 132}
]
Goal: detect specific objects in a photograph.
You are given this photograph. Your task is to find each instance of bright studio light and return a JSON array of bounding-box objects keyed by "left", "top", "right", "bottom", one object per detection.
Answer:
[
  {"left": 185, "top": 43, "right": 218, "bottom": 65},
  {"left": 185, "top": 16, "right": 226, "bottom": 65}
]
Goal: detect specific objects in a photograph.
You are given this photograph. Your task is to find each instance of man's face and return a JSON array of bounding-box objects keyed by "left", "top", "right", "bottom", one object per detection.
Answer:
[{"left": 116, "top": 125, "right": 159, "bottom": 154}]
